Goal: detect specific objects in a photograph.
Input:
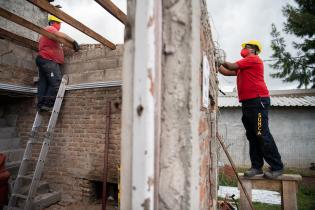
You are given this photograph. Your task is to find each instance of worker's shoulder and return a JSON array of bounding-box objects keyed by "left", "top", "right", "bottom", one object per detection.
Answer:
[
  {"left": 245, "top": 55, "right": 263, "bottom": 64},
  {"left": 45, "top": 25, "right": 58, "bottom": 32}
]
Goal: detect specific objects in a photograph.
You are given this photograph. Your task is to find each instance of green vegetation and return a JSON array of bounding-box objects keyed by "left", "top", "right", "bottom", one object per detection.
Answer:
[{"left": 270, "top": 0, "right": 315, "bottom": 88}]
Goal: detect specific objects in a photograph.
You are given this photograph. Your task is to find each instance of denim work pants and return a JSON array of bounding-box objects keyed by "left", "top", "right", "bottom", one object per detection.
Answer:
[
  {"left": 35, "top": 56, "right": 62, "bottom": 108},
  {"left": 241, "top": 97, "right": 284, "bottom": 171}
]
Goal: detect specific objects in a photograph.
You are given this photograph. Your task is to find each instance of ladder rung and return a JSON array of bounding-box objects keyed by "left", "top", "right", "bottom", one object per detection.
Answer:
[
  {"left": 28, "top": 141, "right": 42, "bottom": 144},
  {"left": 12, "top": 193, "right": 27, "bottom": 199},
  {"left": 18, "top": 174, "right": 34, "bottom": 180}
]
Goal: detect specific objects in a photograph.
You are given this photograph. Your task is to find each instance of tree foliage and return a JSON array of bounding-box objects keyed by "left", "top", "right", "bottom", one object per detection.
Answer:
[{"left": 270, "top": 0, "right": 315, "bottom": 88}]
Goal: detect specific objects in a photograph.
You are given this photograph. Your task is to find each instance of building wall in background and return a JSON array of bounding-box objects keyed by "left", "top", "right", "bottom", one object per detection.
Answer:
[
  {"left": 0, "top": 0, "right": 46, "bottom": 86},
  {"left": 11, "top": 45, "right": 123, "bottom": 203},
  {"left": 0, "top": 0, "right": 46, "bottom": 41},
  {"left": 218, "top": 107, "right": 315, "bottom": 169}
]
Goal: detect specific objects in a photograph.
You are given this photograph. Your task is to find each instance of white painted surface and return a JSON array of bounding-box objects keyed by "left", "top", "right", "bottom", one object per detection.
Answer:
[
  {"left": 202, "top": 54, "right": 210, "bottom": 108},
  {"left": 131, "top": 0, "right": 157, "bottom": 209}
]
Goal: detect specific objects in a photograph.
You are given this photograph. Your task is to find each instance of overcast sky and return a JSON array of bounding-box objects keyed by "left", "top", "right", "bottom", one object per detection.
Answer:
[{"left": 53, "top": 0, "right": 299, "bottom": 91}]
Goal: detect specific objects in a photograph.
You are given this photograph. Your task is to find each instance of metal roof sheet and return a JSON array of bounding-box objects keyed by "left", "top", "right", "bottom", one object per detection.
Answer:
[{"left": 219, "top": 96, "right": 315, "bottom": 107}]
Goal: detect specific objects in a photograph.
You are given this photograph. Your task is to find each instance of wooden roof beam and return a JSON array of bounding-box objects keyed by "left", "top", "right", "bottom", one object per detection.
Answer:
[
  {"left": 0, "top": 27, "right": 38, "bottom": 51},
  {"left": 0, "top": 7, "right": 74, "bottom": 49},
  {"left": 26, "top": 0, "right": 116, "bottom": 49},
  {"left": 95, "top": 0, "right": 127, "bottom": 24}
]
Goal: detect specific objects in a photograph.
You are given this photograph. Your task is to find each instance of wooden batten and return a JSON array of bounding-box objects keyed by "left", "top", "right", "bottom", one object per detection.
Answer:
[
  {"left": 0, "top": 7, "right": 74, "bottom": 49},
  {"left": 26, "top": 0, "right": 116, "bottom": 50},
  {"left": 0, "top": 27, "right": 38, "bottom": 51},
  {"left": 95, "top": 0, "right": 127, "bottom": 24}
]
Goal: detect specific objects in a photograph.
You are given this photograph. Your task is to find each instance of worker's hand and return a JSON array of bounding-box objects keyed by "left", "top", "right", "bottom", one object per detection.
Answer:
[{"left": 72, "top": 40, "right": 80, "bottom": 52}]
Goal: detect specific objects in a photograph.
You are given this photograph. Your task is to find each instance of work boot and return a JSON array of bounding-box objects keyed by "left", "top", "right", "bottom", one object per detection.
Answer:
[
  {"left": 264, "top": 169, "right": 283, "bottom": 179},
  {"left": 244, "top": 168, "right": 263, "bottom": 177},
  {"left": 39, "top": 105, "right": 53, "bottom": 112}
]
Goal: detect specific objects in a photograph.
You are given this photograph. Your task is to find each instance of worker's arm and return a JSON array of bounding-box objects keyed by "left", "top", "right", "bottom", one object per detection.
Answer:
[
  {"left": 218, "top": 65, "right": 237, "bottom": 76},
  {"left": 52, "top": 31, "right": 80, "bottom": 52},
  {"left": 53, "top": 31, "right": 74, "bottom": 42},
  {"left": 222, "top": 61, "right": 239, "bottom": 71}
]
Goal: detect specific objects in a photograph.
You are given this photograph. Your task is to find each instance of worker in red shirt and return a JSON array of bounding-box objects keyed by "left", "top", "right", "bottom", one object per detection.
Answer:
[
  {"left": 36, "top": 15, "right": 79, "bottom": 111},
  {"left": 218, "top": 40, "right": 284, "bottom": 179}
]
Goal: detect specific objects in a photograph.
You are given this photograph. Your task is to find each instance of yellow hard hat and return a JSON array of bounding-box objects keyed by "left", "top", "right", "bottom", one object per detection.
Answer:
[
  {"left": 48, "top": 15, "right": 62, "bottom": 23},
  {"left": 241, "top": 40, "right": 262, "bottom": 53}
]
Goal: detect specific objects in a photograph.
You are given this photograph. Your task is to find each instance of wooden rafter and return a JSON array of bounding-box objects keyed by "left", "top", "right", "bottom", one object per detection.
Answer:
[
  {"left": 0, "top": 27, "right": 38, "bottom": 51},
  {"left": 0, "top": 7, "right": 74, "bottom": 49},
  {"left": 95, "top": 0, "right": 127, "bottom": 24},
  {"left": 26, "top": 0, "right": 116, "bottom": 49}
]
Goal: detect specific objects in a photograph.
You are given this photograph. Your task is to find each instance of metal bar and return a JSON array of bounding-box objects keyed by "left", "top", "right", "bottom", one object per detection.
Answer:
[
  {"left": 102, "top": 101, "right": 111, "bottom": 210},
  {"left": 0, "top": 7, "right": 73, "bottom": 49},
  {"left": 216, "top": 133, "right": 255, "bottom": 210},
  {"left": 95, "top": 0, "right": 127, "bottom": 24},
  {"left": 0, "top": 27, "right": 38, "bottom": 51},
  {"left": 0, "top": 81, "right": 122, "bottom": 94},
  {"left": 26, "top": 0, "right": 116, "bottom": 49}
]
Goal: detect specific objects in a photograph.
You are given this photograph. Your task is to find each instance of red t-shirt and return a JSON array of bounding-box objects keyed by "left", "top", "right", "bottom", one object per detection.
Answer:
[
  {"left": 38, "top": 26, "right": 64, "bottom": 64},
  {"left": 235, "top": 55, "right": 269, "bottom": 101}
]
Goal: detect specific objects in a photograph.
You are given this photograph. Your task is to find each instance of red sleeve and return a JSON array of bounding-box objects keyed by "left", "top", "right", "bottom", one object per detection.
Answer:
[{"left": 236, "top": 57, "right": 252, "bottom": 70}]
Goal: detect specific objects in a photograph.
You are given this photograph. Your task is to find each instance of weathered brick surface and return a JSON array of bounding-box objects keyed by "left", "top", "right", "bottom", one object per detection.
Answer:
[
  {"left": 199, "top": 1, "right": 218, "bottom": 209},
  {"left": 16, "top": 88, "right": 122, "bottom": 202},
  {"left": 0, "top": 40, "right": 38, "bottom": 86},
  {"left": 9, "top": 44, "right": 124, "bottom": 203},
  {"left": 62, "top": 44, "right": 123, "bottom": 85},
  {"left": 0, "top": 0, "right": 46, "bottom": 41}
]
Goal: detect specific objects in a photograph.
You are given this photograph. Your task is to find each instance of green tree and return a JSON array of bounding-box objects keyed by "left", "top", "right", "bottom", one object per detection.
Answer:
[{"left": 270, "top": 0, "right": 315, "bottom": 88}]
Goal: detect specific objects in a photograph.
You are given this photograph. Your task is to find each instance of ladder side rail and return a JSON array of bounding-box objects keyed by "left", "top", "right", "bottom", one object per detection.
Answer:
[
  {"left": 23, "top": 76, "right": 68, "bottom": 210},
  {"left": 8, "top": 112, "right": 42, "bottom": 208}
]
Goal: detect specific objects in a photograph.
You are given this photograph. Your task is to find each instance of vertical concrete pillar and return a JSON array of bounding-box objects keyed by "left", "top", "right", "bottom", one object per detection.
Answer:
[{"left": 158, "top": 0, "right": 202, "bottom": 209}]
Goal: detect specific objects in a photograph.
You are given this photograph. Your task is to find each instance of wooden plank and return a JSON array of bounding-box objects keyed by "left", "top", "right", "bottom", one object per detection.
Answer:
[
  {"left": 251, "top": 179, "right": 281, "bottom": 191},
  {"left": 238, "top": 180, "right": 252, "bottom": 210},
  {"left": 0, "top": 7, "right": 73, "bottom": 49},
  {"left": 26, "top": 0, "right": 116, "bottom": 49},
  {"left": 95, "top": 0, "right": 127, "bottom": 24},
  {"left": 282, "top": 181, "right": 298, "bottom": 210},
  {"left": 0, "top": 27, "right": 38, "bottom": 51},
  {"left": 239, "top": 173, "right": 302, "bottom": 182}
]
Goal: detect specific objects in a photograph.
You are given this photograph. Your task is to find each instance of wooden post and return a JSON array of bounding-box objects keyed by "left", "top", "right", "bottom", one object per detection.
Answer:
[
  {"left": 282, "top": 181, "right": 298, "bottom": 210},
  {"left": 238, "top": 179, "right": 252, "bottom": 210}
]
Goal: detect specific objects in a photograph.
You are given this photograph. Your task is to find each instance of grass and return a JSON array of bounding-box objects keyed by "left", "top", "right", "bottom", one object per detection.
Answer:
[{"left": 218, "top": 170, "right": 315, "bottom": 210}]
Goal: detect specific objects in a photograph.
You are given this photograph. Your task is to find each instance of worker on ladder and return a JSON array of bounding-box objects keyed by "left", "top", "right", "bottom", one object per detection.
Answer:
[
  {"left": 36, "top": 15, "right": 80, "bottom": 112},
  {"left": 218, "top": 40, "right": 284, "bottom": 179}
]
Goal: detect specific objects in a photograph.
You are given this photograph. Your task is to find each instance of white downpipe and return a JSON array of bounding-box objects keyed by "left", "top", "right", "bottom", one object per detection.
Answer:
[{"left": 132, "top": 0, "right": 156, "bottom": 209}]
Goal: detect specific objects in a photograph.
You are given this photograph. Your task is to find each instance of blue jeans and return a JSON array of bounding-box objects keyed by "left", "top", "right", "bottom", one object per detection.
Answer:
[
  {"left": 241, "top": 97, "right": 283, "bottom": 171},
  {"left": 35, "top": 56, "right": 62, "bottom": 108}
]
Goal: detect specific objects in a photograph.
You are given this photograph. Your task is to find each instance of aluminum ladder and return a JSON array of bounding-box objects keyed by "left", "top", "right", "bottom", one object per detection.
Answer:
[{"left": 7, "top": 75, "right": 68, "bottom": 210}]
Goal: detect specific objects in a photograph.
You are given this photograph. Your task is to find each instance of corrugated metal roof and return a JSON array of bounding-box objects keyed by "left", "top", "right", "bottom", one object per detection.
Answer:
[{"left": 219, "top": 92, "right": 315, "bottom": 107}]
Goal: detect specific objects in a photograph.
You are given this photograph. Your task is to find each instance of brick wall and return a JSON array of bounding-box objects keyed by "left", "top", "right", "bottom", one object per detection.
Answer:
[
  {"left": 0, "top": 39, "right": 37, "bottom": 86},
  {"left": 199, "top": 0, "right": 218, "bottom": 209},
  {"left": 0, "top": 0, "right": 46, "bottom": 87},
  {"left": 62, "top": 44, "right": 123, "bottom": 85},
  {"left": 0, "top": 0, "right": 46, "bottom": 41},
  {"left": 13, "top": 45, "right": 123, "bottom": 203}
]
